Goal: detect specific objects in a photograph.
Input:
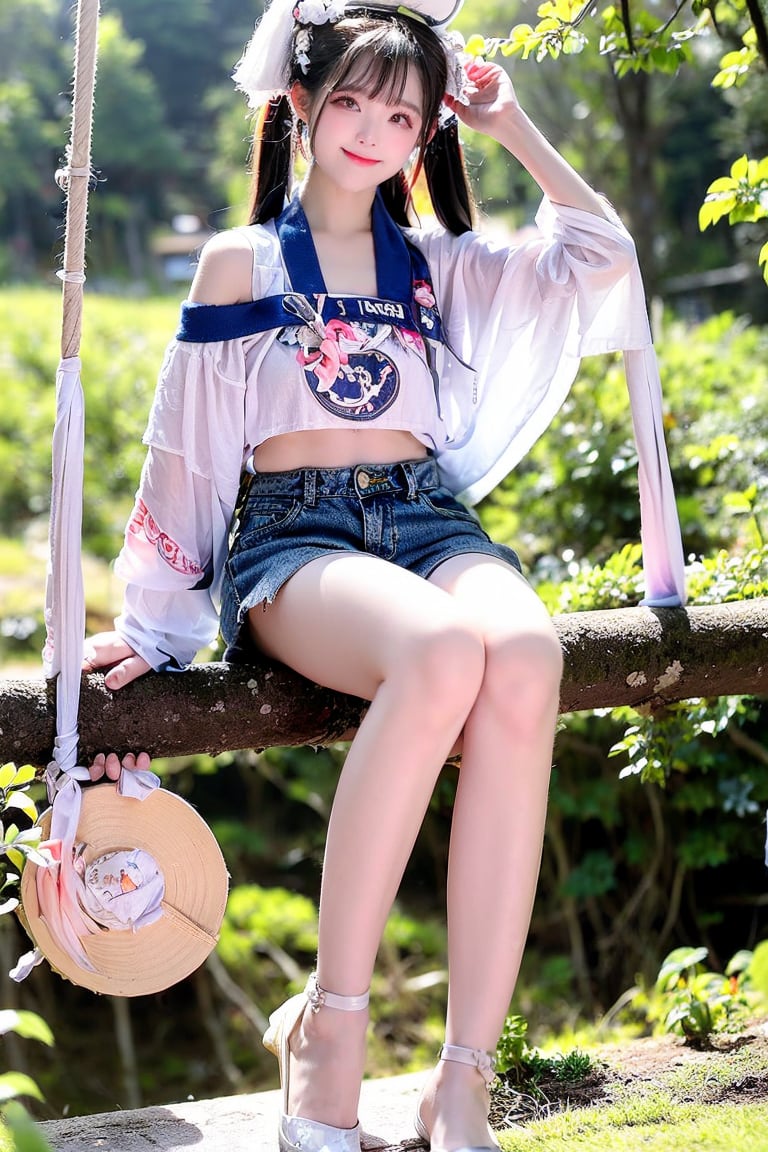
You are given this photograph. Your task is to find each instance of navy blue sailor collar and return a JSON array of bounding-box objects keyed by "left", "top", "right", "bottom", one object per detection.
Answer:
[
  {"left": 176, "top": 191, "right": 444, "bottom": 345},
  {"left": 276, "top": 188, "right": 413, "bottom": 303}
]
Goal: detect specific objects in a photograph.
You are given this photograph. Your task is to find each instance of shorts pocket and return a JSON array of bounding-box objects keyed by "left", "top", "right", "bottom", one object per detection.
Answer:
[
  {"left": 421, "top": 487, "right": 484, "bottom": 527},
  {"left": 234, "top": 495, "right": 302, "bottom": 549}
]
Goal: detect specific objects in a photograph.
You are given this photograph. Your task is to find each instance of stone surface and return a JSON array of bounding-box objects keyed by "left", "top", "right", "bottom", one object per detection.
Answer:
[{"left": 40, "top": 1072, "right": 430, "bottom": 1151}]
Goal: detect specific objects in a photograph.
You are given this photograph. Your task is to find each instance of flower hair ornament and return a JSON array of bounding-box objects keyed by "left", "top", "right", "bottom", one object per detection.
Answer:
[{"left": 233, "top": 0, "right": 474, "bottom": 112}]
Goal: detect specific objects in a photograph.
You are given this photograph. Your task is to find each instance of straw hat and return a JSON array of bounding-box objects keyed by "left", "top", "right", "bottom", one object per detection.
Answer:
[{"left": 20, "top": 783, "right": 229, "bottom": 997}]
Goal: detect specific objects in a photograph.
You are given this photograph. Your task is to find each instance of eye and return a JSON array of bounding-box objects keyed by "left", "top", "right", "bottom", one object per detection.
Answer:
[
  {"left": 332, "top": 94, "right": 359, "bottom": 110},
  {"left": 390, "top": 111, "right": 414, "bottom": 128}
]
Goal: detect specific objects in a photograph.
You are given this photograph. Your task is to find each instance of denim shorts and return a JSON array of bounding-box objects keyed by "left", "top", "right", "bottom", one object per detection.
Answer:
[{"left": 220, "top": 456, "right": 522, "bottom": 658}]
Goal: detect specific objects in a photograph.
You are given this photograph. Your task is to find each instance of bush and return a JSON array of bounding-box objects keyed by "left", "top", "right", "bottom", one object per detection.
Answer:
[
  {"left": 0, "top": 763, "right": 54, "bottom": 1152},
  {"left": 480, "top": 311, "right": 767, "bottom": 581}
]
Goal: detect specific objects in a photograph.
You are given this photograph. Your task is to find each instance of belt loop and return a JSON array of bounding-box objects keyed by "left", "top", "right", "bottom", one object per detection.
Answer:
[
  {"left": 402, "top": 462, "right": 418, "bottom": 501},
  {"left": 304, "top": 469, "right": 317, "bottom": 508}
]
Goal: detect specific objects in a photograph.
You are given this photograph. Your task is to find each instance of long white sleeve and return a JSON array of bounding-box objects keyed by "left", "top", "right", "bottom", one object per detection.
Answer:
[
  {"left": 408, "top": 199, "right": 686, "bottom": 605},
  {"left": 113, "top": 339, "right": 248, "bottom": 669}
]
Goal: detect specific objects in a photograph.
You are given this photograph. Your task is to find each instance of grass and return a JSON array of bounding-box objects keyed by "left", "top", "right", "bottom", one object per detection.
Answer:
[
  {"left": 0, "top": 530, "right": 120, "bottom": 675},
  {"left": 494, "top": 1026, "right": 768, "bottom": 1151},
  {"left": 500, "top": 1102, "right": 768, "bottom": 1150}
]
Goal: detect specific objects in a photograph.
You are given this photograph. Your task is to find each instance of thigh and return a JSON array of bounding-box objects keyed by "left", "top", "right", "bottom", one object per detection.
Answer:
[
  {"left": 249, "top": 552, "right": 466, "bottom": 700},
  {"left": 427, "top": 553, "right": 554, "bottom": 639}
]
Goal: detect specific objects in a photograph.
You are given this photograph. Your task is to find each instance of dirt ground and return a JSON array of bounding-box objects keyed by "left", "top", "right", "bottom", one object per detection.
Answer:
[{"left": 489, "top": 1020, "right": 768, "bottom": 1127}]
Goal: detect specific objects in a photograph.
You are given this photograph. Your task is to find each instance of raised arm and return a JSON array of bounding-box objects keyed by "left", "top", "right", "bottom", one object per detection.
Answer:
[{"left": 447, "top": 58, "right": 610, "bottom": 219}]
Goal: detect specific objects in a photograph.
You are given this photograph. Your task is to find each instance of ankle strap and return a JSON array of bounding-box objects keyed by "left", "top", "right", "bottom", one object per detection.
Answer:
[
  {"left": 439, "top": 1043, "right": 497, "bottom": 1086},
  {"left": 305, "top": 971, "right": 370, "bottom": 1013}
]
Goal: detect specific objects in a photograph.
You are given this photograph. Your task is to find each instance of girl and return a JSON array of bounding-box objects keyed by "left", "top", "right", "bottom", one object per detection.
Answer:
[{"left": 84, "top": 2, "right": 684, "bottom": 1149}]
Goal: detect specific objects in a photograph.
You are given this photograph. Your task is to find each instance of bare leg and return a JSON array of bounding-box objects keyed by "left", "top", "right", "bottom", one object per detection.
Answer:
[
  {"left": 418, "top": 556, "right": 562, "bottom": 1151},
  {"left": 251, "top": 553, "right": 486, "bottom": 1129}
]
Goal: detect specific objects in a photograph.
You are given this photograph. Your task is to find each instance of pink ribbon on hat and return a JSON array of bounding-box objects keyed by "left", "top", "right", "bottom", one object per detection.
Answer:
[{"left": 10, "top": 766, "right": 163, "bottom": 982}]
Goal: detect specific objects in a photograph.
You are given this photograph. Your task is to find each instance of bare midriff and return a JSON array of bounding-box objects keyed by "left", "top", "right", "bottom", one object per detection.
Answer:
[{"left": 251, "top": 428, "right": 429, "bottom": 473}]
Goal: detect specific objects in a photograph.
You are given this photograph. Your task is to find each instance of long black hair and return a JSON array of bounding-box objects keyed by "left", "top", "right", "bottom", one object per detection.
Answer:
[{"left": 247, "top": 11, "right": 475, "bottom": 234}]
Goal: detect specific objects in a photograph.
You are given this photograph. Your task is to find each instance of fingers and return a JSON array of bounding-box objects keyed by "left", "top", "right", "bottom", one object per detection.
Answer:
[
  {"left": 82, "top": 633, "right": 151, "bottom": 690},
  {"left": 103, "top": 654, "right": 152, "bottom": 691},
  {"left": 82, "top": 631, "right": 139, "bottom": 674},
  {"left": 88, "top": 750, "right": 152, "bottom": 782}
]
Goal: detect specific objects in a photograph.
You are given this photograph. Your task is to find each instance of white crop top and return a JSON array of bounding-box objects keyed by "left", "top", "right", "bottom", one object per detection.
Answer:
[
  {"left": 113, "top": 198, "right": 687, "bottom": 675},
  {"left": 238, "top": 224, "right": 446, "bottom": 452}
]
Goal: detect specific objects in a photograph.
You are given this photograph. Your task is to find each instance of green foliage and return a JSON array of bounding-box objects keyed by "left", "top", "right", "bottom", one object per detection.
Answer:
[
  {"left": 466, "top": 0, "right": 768, "bottom": 285},
  {"left": 0, "top": 289, "right": 177, "bottom": 561},
  {"left": 217, "top": 884, "right": 318, "bottom": 988},
  {"left": 745, "top": 938, "right": 768, "bottom": 1000},
  {"left": 609, "top": 695, "right": 760, "bottom": 791},
  {"left": 0, "top": 1013, "right": 52, "bottom": 1049},
  {"left": 0, "top": 0, "right": 68, "bottom": 253},
  {"left": 0, "top": 0, "right": 259, "bottom": 277},
  {"left": 467, "top": 1, "right": 706, "bottom": 73},
  {"left": 0, "top": 765, "right": 54, "bottom": 1150},
  {"left": 0, "top": 1103, "right": 53, "bottom": 1152},
  {"left": 482, "top": 312, "right": 768, "bottom": 583},
  {"left": 700, "top": 155, "right": 768, "bottom": 285},
  {"left": 626, "top": 945, "right": 760, "bottom": 1042},
  {"left": 601, "top": 542, "right": 767, "bottom": 790},
  {"left": 0, "top": 763, "right": 48, "bottom": 899},
  {"left": 598, "top": 4, "right": 701, "bottom": 77},
  {"left": 712, "top": 23, "right": 758, "bottom": 89},
  {"left": 92, "top": 14, "right": 183, "bottom": 176},
  {"left": 496, "top": 1013, "right": 530, "bottom": 1073},
  {"left": 382, "top": 910, "right": 446, "bottom": 959},
  {"left": 699, "top": 154, "right": 768, "bottom": 228},
  {"left": 495, "top": 1012, "right": 593, "bottom": 1090}
]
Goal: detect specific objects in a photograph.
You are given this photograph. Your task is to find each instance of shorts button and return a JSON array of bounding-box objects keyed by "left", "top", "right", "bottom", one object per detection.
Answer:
[{"left": 357, "top": 471, "right": 370, "bottom": 489}]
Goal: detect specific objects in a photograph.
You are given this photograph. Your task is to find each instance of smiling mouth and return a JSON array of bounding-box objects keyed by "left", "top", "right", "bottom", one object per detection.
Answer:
[{"left": 342, "top": 149, "right": 381, "bottom": 166}]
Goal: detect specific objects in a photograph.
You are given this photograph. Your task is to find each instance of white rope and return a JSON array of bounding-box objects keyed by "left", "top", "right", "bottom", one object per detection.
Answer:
[{"left": 45, "top": 0, "right": 101, "bottom": 781}]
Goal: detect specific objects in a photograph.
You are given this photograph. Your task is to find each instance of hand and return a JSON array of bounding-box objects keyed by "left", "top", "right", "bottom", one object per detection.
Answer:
[
  {"left": 88, "top": 750, "right": 153, "bottom": 783},
  {"left": 82, "top": 631, "right": 151, "bottom": 691},
  {"left": 446, "top": 58, "right": 521, "bottom": 138}
]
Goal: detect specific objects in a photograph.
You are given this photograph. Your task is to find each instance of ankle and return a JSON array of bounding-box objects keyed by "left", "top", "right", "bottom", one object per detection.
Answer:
[
  {"left": 439, "top": 1043, "right": 497, "bottom": 1086},
  {"left": 300, "top": 999, "right": 369, "bottom": 1047},
  {"left": 300, "top": 972, "right": 370, "bottom": 1041},
  {"left": 431, "top": 1058, "right": 491, "bottom": 1098},
  {"left": 307, "top": 971, "right": 370, "bottom": 1013}
]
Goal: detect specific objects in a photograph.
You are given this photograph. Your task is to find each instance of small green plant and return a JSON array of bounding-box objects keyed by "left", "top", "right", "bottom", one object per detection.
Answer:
[
  {"left": 630, "top": 946, "right": 755, "bottom": 1044},
  {"left": 0, "top": 763, "right": 55, "bottom": 1152},
  {"left": 495, "top": 1013, "right": 593, "bottom": 1093},
  {"left": 0, "top": 763, "right": 48, "bottom": 898}
]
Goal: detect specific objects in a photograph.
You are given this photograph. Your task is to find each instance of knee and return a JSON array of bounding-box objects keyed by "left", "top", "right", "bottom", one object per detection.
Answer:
[
  {"left": 399, "top": 620, "right": 486, "bottom": 724},
  {"left": 480, "top": 622, "right": 563, "bottom": 733}
]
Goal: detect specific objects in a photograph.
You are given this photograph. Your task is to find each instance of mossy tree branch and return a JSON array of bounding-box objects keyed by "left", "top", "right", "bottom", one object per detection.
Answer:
[{"left": 1, "top": 600, "right": 766, "bottom": 769}]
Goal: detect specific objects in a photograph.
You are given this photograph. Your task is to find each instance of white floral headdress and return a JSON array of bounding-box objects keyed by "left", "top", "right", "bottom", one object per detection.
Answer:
[{"left": 233, "top": 0, "right": 474, "bottom": 113}]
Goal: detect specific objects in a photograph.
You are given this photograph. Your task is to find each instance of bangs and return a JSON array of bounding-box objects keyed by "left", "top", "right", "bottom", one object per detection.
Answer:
[{"left": 328, "top": 28, "right": 423, "bottom": 108}]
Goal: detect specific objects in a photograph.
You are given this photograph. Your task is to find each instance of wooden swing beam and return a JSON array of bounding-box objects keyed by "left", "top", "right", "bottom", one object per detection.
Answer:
[{"left": 1, "top": 598, "right": 766, "bottom": 767}]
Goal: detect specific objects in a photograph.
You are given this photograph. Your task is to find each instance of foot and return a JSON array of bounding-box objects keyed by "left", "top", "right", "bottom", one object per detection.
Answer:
[
  {"left": 286, "top": 996, "right": 370, "bottom": 1130},
  {"left": 417, "top": 1059, "right": 500, "bottom": 1152}
]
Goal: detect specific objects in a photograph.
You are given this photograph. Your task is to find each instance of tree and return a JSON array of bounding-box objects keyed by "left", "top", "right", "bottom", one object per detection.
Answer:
[
  {"left": 464, "top": 0, "right": 768, "bottom": 289},
  {"left": 89, "top": 12, "right": 184, "bottom": 277},
  {"left": 0, "top": 0, "right": 70, "bottom": 275},
  {"left": 2, "top": 600, "right": 766, "bottom": 765}
]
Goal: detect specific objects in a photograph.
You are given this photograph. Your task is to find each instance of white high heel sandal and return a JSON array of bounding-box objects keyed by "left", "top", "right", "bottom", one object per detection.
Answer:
[
  {"left": 262, "top": 971, "right": 370, "bottom": 1152},
  {"left": 414, "top": 1043, "right": 501, "bottom": 1152}
]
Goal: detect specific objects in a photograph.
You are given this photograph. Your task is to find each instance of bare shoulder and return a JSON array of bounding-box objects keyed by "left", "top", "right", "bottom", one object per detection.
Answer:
[{"left": 189, "top": 230, "right": 254, "bottom": 305}]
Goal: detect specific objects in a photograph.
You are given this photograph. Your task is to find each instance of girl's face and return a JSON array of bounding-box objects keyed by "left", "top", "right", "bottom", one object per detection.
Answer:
[{"left": 303, "top": 66, "right": 425, "bottom": 193}]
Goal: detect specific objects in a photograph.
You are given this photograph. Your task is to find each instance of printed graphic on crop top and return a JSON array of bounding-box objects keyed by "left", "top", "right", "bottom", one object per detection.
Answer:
[{"left": 276, "top": 282, "right": 437, "bottom": 421}]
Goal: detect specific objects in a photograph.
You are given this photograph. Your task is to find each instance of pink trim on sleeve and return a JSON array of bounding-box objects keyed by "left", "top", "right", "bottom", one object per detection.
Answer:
[{"left": 127, "top": 498, "right": 204, "bottom": 577}]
